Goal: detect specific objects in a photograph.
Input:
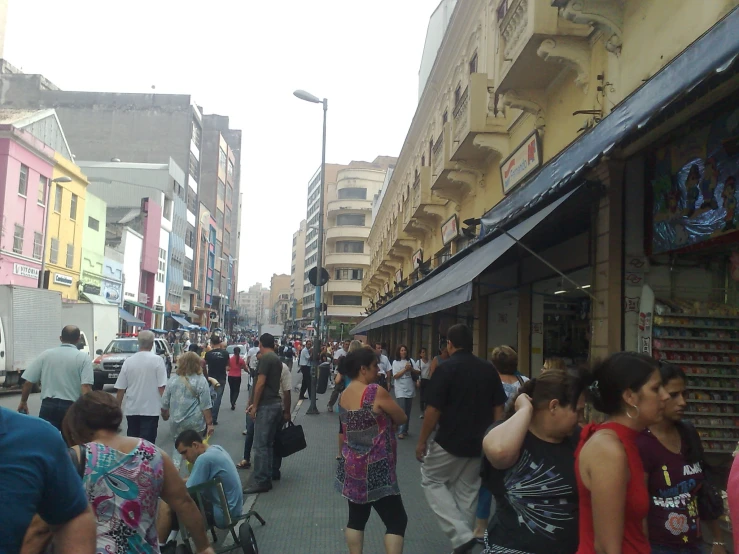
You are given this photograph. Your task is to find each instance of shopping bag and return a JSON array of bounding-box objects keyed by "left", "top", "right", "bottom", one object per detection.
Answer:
[{"left": 274, "top": 421, "right": 306, "bottom": 457}]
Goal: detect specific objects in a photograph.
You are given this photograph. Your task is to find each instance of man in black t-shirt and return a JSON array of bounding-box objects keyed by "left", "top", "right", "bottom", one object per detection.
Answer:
[
  {"left": 415, "top": 324, "right": 507, "bottom": 554},
  {"left": 204, "top": 335, "right": 230, "bottom": 425}
]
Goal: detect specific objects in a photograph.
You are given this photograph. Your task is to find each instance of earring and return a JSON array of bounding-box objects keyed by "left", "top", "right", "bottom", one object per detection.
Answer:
[{"left": 626, "top": 404, "right": 640, "bottom": 419}]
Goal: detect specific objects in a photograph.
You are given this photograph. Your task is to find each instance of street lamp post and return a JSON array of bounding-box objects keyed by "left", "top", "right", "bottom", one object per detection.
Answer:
[
  {"left": 38, "top": 176, "right": 73, "bottom": 289},
  {"left": 294, "top": 89, "right": 327, "bottom": 416}
]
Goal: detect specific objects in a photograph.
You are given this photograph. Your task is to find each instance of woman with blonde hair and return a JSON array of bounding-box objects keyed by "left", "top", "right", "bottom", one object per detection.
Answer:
[
  {"left": 161, "top": 352, "right": 214, "bottom": 467},
  {"left": 542, "top": 357, "right": 566, "bottom": 373}
]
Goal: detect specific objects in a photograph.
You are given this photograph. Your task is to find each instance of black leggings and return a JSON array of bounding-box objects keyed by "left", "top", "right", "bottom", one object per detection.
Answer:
[
  {"left": 228, "top": 376, "right": 241, "bottom": 407},
  {"left": 347, "top": 495, "right": 407, "bottom": 536}
]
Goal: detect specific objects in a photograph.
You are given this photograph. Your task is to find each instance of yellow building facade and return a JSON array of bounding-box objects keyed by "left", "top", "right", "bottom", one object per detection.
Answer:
[
  {"left": 362, "top": 0, "right": 738, "bottom": 369},
  {"left": 45, "top": 153, "right": 88, "bottom": 300}
]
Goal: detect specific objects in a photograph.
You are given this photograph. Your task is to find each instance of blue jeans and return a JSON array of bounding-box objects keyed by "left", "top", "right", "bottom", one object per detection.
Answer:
[
  {"left": 211, "top": 379, "right": 226, "bottom": 423},
  {"left": 243, "top": 413, "right": 255, "bottom": 460},
  {"left": 476, "top": 485, "right": 495, "bottom": 520},
  {"left": 39, "top": 398, "right": 73, "bottom": 431},
  {"left": 126, "top": 415, "right": 159, "bottom": 445},
  {"left": 247, "top": 402, "right": 283, "bottom": 488}
]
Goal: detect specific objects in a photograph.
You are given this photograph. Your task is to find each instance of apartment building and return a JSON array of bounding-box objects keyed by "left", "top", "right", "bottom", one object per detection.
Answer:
[{"left": 289, "top": 220, "right": 307, "bottom": 323}]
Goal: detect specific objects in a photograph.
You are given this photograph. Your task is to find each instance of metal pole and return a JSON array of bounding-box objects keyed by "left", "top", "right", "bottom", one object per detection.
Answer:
[{"left": 308, "top": 98, "right": 327, "bottom": 415}]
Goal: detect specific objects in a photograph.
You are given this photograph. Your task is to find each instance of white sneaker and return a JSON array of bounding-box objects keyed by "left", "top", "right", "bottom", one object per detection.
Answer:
[{"left": 419, "top": 414, "right": 424, "bottom": 419}]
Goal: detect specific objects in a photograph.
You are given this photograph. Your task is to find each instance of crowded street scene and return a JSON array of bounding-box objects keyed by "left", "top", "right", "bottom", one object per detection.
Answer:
[{"left": 1, "top": 0, "right": 739, "bottom": 553}]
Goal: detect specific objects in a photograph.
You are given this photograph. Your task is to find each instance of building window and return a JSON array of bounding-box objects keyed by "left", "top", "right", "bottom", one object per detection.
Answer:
[
  {"left": 186, "top": 224, "right": 196, "bottom": 248},
  {"left": 335, "top": 241, "right": 363, "bottom": 253},
  {"left": 218, "top": 148, "right": 227, "bottom": 174},
  {"left": 333, "top": 295, "right": 363, "bottom": 306},
  {"left": 70, "top": 194, "right": 78, "bottom": 220},
  {"left": 18, "top": 164, "right": 28, "bottom": 196},
  {"left": 186, "top": 190, "right": 197, "bottom": 214},
  {"left": 336, "top": 214, "right": 365, "bottom": 226},
  {"left": 189, "top": 152, "right": 199, "bottom": 179},
  {"left": 216, "top": 209, "right": 224, "bottom": 229},
  {"left": 191, "top": 121, "right": 202, "bottom": 149},
  {"left": 88, "top": 217, "right": 99, "bottom": 231},
  {"left": 454, "top": 85, "right": 462, "bottom": 106},
  {"left": 217, "top": 179, "right": 225, "bottom": 204},
  {"left": 183, "top": 263, "right": 193, "bottom": 283},
  {"left": 227, "top": 159, "right": 234, "bottom": 182},
  {"left": 337, "top": 188, "right": 367, "bottom": 200},
  {"left": 66, "top": 243, "right": 74, "bottom": 269},
  {"left": 497, "top": 0, "right": 508, "bottom": 21},
  {"left": 224, "top": 229, "right": 231, "bottom": 249},
  {"left": 12, "top": 224, "right": 24, "bottom": 254},
  {"left": 469, "top": 53, "right": 478, "bottom": 74},
  {"left": 50, "top": 238, "right": 59, "bottom": 264},
  {"left": 442, "top": 110, "right": 448, "bottom": 124},
  {"left": 335, "top": 268, "right": 363, "bottom": 280},
  {"left": 157, "top": 248, "right": 166, "bottom": 283},
  {"left": 32, "top": 232, "right": 43, "bottom": 260},
  {"left": 163, "top": 198, "right": 173, "bottom": 221},
  {"left": 54, "top": 184, "right": 63, "bottom": 212},
  {"left": 38, "top": 176, "right": 48, "bottom": 205},
  {"left": 225, "top": 206, "right": 231, "bottom": 226}
]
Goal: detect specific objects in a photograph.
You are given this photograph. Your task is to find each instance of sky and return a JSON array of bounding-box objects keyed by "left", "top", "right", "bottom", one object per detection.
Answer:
[{"left": 4, "top": 0, "right": 439, "bottom": 291}]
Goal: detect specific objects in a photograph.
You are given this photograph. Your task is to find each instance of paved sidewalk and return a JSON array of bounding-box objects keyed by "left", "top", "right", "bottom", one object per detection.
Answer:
[{"left": 245, "top": 388, "right": 469, "bottom": 554}]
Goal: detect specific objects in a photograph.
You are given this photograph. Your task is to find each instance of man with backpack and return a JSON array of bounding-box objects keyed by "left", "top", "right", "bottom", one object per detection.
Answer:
[{"left": 278, "top": 339, "right": 294, "bottom": 369}]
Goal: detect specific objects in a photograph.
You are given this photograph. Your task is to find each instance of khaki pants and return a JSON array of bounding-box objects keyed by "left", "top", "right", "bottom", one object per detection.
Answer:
[{"left": 420, "top": 441, "right": 479, "bottom": 549}]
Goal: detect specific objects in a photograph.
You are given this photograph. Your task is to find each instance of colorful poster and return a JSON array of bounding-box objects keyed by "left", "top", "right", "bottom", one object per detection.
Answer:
[{"left": 650, "top": 106, "right": 739, "bottom": 253}]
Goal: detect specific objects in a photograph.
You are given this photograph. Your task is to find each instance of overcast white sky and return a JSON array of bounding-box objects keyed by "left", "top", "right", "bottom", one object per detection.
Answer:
[{"left": 5, "top": 0, "right": 438, "bottom": 291}]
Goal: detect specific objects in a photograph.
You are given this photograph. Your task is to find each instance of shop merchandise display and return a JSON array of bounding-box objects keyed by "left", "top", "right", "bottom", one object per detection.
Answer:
[{"left": 652, "top": 300, "right": 739, "bottom": 454}]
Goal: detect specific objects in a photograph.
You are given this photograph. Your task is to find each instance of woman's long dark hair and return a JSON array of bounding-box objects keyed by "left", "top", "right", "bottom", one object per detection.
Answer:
[
  {"left": 505, "top": 368, "right": 585, "bottom": 419},
  {"left": 659, "top": 362, "right": 702, "bottom": 465},
  {"left": 232, "top": 346, "right": 241, "bottom": 361}
]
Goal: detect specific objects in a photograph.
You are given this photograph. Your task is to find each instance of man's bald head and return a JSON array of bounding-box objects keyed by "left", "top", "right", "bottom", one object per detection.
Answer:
[{"left": 61, "top": 325, "right": 81, "bottom": 344}]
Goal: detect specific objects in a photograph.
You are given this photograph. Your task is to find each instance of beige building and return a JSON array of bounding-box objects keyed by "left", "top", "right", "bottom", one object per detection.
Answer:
[
  {"left": 290, "top": 220, "right": 307, "bottom": 321},
  {"left": 239, "top": 282, "right": 270, "bottom": 327},
  {"left": 358, "top": 0, "right": 739, "bottom": 381},
  {"left": 270, "top": 273, "right": 290, "bottom": 325}
]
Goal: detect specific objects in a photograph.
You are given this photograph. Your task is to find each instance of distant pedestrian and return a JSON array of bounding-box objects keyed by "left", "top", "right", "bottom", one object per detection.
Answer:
[
  {"left": 391, "top": 345, "right": 419, "bottom": 439},
  {"left": 18, "top": 325, "right": 94, "bottom": 431},
  {"left": 115, "top": 330, "right": 168, "bottom": 444},
  {"left": 204, "top": 335, "right": 229, "bottom": 424},
  {"left": 336, "top": 346, "right": 408, "bottom": 554},
  {"left": 228, "top": 347, "right": 247, "bottom": 410},
  {"left": 427, "top": 345, "right": 449, "bottom": 380},
  {"left": 247, "top": 339, "right": 260, "bottom": 390},
  {"left": 243, "top": 333, "right": 285, "bottom": 495},
  {"left": 416, "top": 348, "right": 431, "bottom": 418},
  {"left": 298, "top": 339, "right": 313, "bottom": 400},
  {"left": 0, "top": 406, "right": 96, "bottom": 553},
  {"left": 374, "top": 342, "right": 391, "bottom": 390},
  {"left": 416, "top": 324, "right": 507, "bottom": 554},
  {"left": 279, "top": 339, "right": 295, "bottom": 369},
  {"left": 327, "top": 339, "right": 350, "bottom": 412},
  {"left": 272, "top": 347, "right": 294, "bottom": 482}
]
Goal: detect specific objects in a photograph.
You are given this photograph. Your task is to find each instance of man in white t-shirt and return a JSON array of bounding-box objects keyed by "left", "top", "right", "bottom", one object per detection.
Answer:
[
  {"left": 115, "top": 330, "right": 168, "bottom": 444},
  {"left": 374, "top": 342, "right": 391, "bottom": 390},
  {"left": 246, "top": 340, "right": 260, "bottom": 390}
]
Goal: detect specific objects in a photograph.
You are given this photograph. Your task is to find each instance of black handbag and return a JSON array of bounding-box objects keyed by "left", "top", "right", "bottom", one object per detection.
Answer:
[{"left": 275, "top": 421, "right": 307, "bottom": 457}]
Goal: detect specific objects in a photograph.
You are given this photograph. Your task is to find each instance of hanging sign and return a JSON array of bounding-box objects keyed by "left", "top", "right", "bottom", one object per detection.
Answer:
[{"left": 500, "top": 130, "right": 541, "bottom": 194}]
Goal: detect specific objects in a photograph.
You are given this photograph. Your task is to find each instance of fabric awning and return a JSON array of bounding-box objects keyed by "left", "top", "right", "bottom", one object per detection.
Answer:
[
  {"left": 118, "top": 308, "right": 145, "bottom": 327},
  {"left": 124, "top": 300, "right": 164, "bottom": 315},
  {"left": 351, "top": 188, "right": 578, "bottom": 334},
  {"left": 80, "top": 292, "right": 114, "bottom": 305},
  {"left": 480, "top": 7, "right": 739, "bottom": 233},
  {"left": 170, "top": 314, "right": 192, "bottom": 328}
]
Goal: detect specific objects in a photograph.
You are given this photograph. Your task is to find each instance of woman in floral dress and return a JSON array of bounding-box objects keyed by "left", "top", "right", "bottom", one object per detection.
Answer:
[
  {"left": 336, "top": 346, "right": 409, "bottom": 554},
  {"left": 62, "top": 391, "right": 214, "bottom": 553}
]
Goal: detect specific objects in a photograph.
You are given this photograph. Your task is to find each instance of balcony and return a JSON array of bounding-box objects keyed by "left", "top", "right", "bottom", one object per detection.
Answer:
[
  {"left": 431, "top": 123, "right": 454, "bottom": 191},
  {"left": 431, "top": 122, "right": 478, "bottom": 206},
  {"left": 497, "top": 0, "right": 592, "bottom": 94},
  {"left": 326, "top": 280, "right": 363, "bottom": 293},
  {"left": 325, "top": 226, "right": 370, "bottom": 242},
  {"left": 325, "top": 252, "right": 370, "bottom": 267},
  {"left": 451, "top": 73, "right": 510, "bottom": 162},
  {"left": 327, "top": 304, "right": 364, "bottom": 318},
  {"left": 327, "top": 198, "right": 372, "bottom": 215}
]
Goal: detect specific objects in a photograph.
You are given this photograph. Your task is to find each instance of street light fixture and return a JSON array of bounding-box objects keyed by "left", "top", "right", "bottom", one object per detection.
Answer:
[
  {"left": 295, "top": 88, "right": 328, "bottom": 416},
  {"left": 38, "top": 176, "right": 73, "bottom": 289}
]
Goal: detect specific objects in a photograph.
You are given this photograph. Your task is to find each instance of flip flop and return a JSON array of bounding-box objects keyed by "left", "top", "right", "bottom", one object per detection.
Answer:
[{"left": 236, "top": 460, "right": 251, "bottom": 469}]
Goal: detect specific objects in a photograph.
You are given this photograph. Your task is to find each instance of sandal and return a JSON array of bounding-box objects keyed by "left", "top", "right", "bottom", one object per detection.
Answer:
[{"left": 236, "top": 460, "right": 251, "bottom": 469}]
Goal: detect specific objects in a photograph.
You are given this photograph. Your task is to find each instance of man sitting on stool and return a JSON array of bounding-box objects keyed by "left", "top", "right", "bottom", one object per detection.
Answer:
[{"left": 157, "top": 430, "right": 243, "bottom": 547}]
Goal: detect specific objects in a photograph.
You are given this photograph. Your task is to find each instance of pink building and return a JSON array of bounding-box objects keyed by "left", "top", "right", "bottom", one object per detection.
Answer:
[{"left": 0, "top": 124, "right": 54, "bottom": 288}]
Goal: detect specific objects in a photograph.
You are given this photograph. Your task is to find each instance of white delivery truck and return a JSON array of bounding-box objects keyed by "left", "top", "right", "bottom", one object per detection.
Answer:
[
  {"left": 62, "top": 302, "right": 119, "bottom": 360},
  {"left": 0, "top": 285, "right": 63, "bottom": 387},
  {"left": 261, "top": 324, "right": 284, "bottom": 343}
]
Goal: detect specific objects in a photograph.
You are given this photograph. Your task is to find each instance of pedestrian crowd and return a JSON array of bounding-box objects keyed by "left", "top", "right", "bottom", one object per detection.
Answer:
[{"left": 2, "top": 323, "right": 739, "bottom": 554}]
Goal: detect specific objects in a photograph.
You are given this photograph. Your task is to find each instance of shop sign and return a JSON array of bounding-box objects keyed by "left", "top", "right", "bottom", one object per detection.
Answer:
[
  {"left": 82, "top": 283, "right": 101, "bottom": 295},
  {"left": 440, "top": 214, "right": 459, "bottom": 246},
  {"left": 650, "top": 105, "right": 739, "bottom": 254},
  {"left": 102, "top": 281, "right": 122, "bottom": 303},
  {"left": 412, "top": 249, "right": 423, "bottom": 268},
  {"left": 500, "top": 130, "right": 541, "bottom": 194},
  {"left": 54, "top": 273, "right": 74, "bottom": 287},
  {"left": 395, "top": 269, "right": 402, "bottom": 283},
  {"left": 13, "top": 263, "right": 39, "bottom": 280}
]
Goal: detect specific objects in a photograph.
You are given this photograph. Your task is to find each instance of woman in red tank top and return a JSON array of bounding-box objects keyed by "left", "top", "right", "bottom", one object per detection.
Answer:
[{"left": 576, "top": 352, "right": 669, "bottom": 554}]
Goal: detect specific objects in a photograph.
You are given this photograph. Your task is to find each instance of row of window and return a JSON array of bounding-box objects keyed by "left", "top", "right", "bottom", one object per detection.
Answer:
[
  {"left": 337, "top": 187, "right": 367, "bottom": 200},
  {"left": 336, "top": 214, "right": 365, "bottom": 226},
  {"left": 18, "top": 165, "right": 79, "bottom": 219},
  {"left": 335, "top": 241, "right": 364, "bottom": 253},
  {"left": 335, "top": 268, "right": 363, "bottom": 280}
]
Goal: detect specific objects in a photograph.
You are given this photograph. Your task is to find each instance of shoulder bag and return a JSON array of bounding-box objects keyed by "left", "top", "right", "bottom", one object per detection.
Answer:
[{"left": 274, "top": 421, "right": 307, "bottom": 458}]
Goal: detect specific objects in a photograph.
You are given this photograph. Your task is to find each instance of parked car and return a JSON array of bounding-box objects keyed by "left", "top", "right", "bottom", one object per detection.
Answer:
[
  {"left": 92, "top": 337, "right": 173, "bottom": 390},
  {"left": 226, "top": 344, "right": 247, "bottom": 355}
]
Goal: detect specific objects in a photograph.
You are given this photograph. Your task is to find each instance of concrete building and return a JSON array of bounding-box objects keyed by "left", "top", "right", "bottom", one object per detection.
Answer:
[
  {"left": 239, "top": 282, "right": 270, "bottom": 327},
  {"left": 359, "top": 0, "right": 739, "bottom": 382},
  {"left": 110, "top": 228, "right": 142, "bottom": 313},
  {"left": 0, "top": 119, "right": 54, "bottom": 288},
  {"left": 79, "top": 192, "right": 107, "bottom": 298},
  {"left": 418, "top": 0, "right": 458, "bottom": 99},
  {"left": 198, "top": 114, "right": 242, "bottom": 322},
  {"left": 79, "top": 160, "right": 186, "bottom": 322},
  {"left": 270, "top": 273, "right": 290, "bottom": 325},
  {"left": 289, "top": 220, "right": 307, "bottom": 324},
  {"left": 324, "top": 164, "right": 394, "bottom": 324}
]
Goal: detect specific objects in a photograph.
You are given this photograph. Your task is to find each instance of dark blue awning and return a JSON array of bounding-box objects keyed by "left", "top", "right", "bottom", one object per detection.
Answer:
[
  {"left": 118, "top": 308, "right": 145, "bottom": 327},
  {"left": 481, "top": 7, "right": 739, "bottom": 232},
  {"left": 170, "top": 315, "right": 192, "bottom": 328}
]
